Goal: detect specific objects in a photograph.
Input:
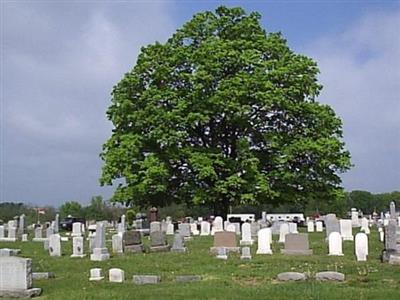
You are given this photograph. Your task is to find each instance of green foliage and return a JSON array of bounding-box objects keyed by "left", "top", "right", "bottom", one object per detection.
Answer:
[
  {"left": 59, "top": 201, "right": 83, "bottom": 219},
  {"left": 125, "top": 209, "right": 136, "bottom": 225},
  {"left": 100, "top": 6, "right": 351, "bottom": 214}
]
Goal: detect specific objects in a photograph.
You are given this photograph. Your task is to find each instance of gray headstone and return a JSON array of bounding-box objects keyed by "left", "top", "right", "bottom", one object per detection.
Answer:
[
  {"left": 132, "top": 275, "right": 160, "bottom": 285},
  {"left": 176, "top": 275, "right": 201, "bottom": 283},
  {"left": 315, "top": 271, "right": 345, "bottom": 281},
  {"left": 178, "top": 223, "right": 191, "bottom": 237},
  {"left": 240, "top": 246, "right": 252, "bottom": 260},
  {"left": 390, "top": 201, "right": 396, "bottom": 219},
  {"left": 123, "top": 231, "right": 142, "bottom": 245},
  {"left": 277, "top": 272, "right": 306, "bottom": 281},
  {"left": 150, "top": 231, "right": 166, "bottom": 247},
  {"left": 171, "top": 234, "right": 186, "bottom": 252},
  {"left": 281, "top": 233, "right": 312, "bottom": 255},
  {"left": 325, "top": 214, "right": 340, "bottom": 238}
]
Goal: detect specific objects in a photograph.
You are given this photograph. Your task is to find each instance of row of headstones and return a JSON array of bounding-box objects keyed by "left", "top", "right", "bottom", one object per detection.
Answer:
[{"left": 212, "top": 228, "right": 370, "bottom": 261}]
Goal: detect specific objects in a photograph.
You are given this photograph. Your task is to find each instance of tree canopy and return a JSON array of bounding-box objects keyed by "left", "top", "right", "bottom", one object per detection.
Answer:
[{"left": 100, "top": 6, "right": 351, "bottom": 215}]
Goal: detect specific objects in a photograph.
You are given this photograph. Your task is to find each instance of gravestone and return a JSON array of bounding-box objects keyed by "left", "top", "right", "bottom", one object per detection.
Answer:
[
  {"left": 360, "top": 218, "right": 370, "bottom": 234},
  {"left": 200, "top": 221, "right": 210, "bottom": 236},
  {"left": 256, "top": 228, "right": 272, "bottom": 254},
  {"left": 226, "top": 224, "right": 236, "bottom": 233},
  {"left": 281, "top": 233, "right": 312, "bottom": 255},
  {"left": 307, "top": 221, "right": 314, "bottom": 232},
  {"left": 231, "top": 223, "right": 241, "bottom": 235},
  {"left": 278, "top": 223, "right": 289, "bottom": 243},
  {"left": 89, "top": 268, "right": 104, "bottom": 281},
  {"left": 0, "top": 226, "right": 4, "bottom": 239},
  {"left": 288, "top": 222, "right": 298, "bottom": 234},
  {"left": 240, "top": 223, "right": 253, "bottom": 245},
  {"left": 48, "top": 234, "right": 61, "bottom": 257},
  {"left": 21, "top": 234, "right": 28, "bottom": 242},
  {"left": 390, "top": 201, "right": 396, "bottom": 219},
  {"left": 211, "top": 216, "right": 223, "bottom": 235},
  {"left": 316, "top": 221, "right": 323, "bottom": 232},
  {"left": 72, "top": 222, "right": 82, "bottom": 237},
  {"left": 166, "top": 223, "right": 174, "bottom": 235},
  {"left": 71, "top": 236, "right": 85, "bottom": 258},
  {"left": 112, "top": 234, "right": 123, "bottom": 254},
  {"left": 0, "top": 257, "right": 41, "bottom": 298},
  {"left": 109, "top": 268, "right": 124, "bottom": 283},
  {"left": 0, "top": 248, "right": 21, "bottom": 257},
  {"left": 54, "top": 214, "right": 59, "bottom": 233},
  {"left": 382, "top": 219, "right": 399, "bottom": 262},
  {"left": 150, "top": 231, "right": 170, "bottom": 252},
  {"left": 171, "top": 234, "right": 186, "bottom": 252},
  {"left": 270, "top": 221, "right": 282, "bottom": 235},
  {"left": 210, "top": 231, "right": 239, "bottom": 254},
  {"left": 123, "top": 231, "right": 143, "bottom": 253},
  {"left": 216, "top": 247, "right": 227, "bottom": 260},
  {"left": 150, "top": 222, "right": 161, "bottom": 234},
  {"left": 7, "top": 226, "right": 17, "bottom": 242},
  {"left": 340, "top": 219, "right": 353, "bottom": 241},
  {"left": 328, "top": 232, "right": 343, "bottom": 256},
  {"left": 18, "top": 214, "right": 25, "bottom": 236},
  {"left": 355, "top": 232, "right": 368, "bottom": 261},
  {"left": 178, "top": 223, "right": 191, "bottom": 239},
  {"left": 240, "top": 247, "right": 252, "bottom": 260},
  {"left": 133, "top": 275, "right": 160, "bottom": 285},
  {"left": 351, "top": 208, "right": 359, "bottom": 227},
  {"left": 46, "top": 226, "right": 54, "bottom": 239},
  {"left": 190, "top": 223, "right": 199, "bottom": 235},
  {"left": 325, "top": 214, "right": 340, "bottom": 239},
  {"left": 90, "top": 223, "right": 110, "bottom": 261},
  {"left": 32, "top": 227, "right": 45, "bottom": 242}
]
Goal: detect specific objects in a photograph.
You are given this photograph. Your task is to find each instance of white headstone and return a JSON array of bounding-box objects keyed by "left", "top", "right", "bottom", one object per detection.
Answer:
[
  {"left": 355, "top": 232, "right": 368, "bottom": 261},
  {"left": 166, "top": 223, "right": 174, "bottom": 235},
  {"left": 351, "top": 208, "right": 359, "bottom": 227},
  {"left": 72, "top": 222, "right": 82, "bottom": 237},
  {"left": 240, "top": 223, "right": 253, "bottom": 245},
  {"left": 21, "top": 234, "right": 28, "bottom": 242},
  {"left": 49, "top": 234, "right": 61, "bottom": 257},
  {"left": 90, "top": 223, "right": 109, "bottom": 261},
  {"left": 0, "top": 256, "right": 35, "bottom": 291},
  {"left": 0, "top": 226, "right": 4, "bottom": 239},
  {"left": 226, "top": 224, "right": 236, "bottom": 233},
  {"left": 316, "top": 221, "right": 323, "bottom": 232},
  {"left": 279, "top": 223, "right": 289, "bottom": 243},
  {"left": 307, "top": 221, "right": 314, "bottom": 232},
  {"left": 328, "top": 232, "right": 343, "bottom": 256},
  {"left": 71, "top": 236, "right": 85, "bottom": 258},
  {"left": 360, "top": 218, "right": 370, "bottom": 234},
  {"left": 288, "top": 223, "right": 298, "bottom": 234},
  {"left": 109, "top": 268, "right": 125, "bottom": 283},
  {"left": 340, "top": 219, "right": 353, "bottom": 241},
  {"left": 200, "top": 221, "right": 210, "bottom": 236},
  {"left": 89, "top": 268, "right": 104, "bottom": 281},
  {"left": 190, "top": 223, "right": 199, "bottom": 235},
  {"left": 112, "top": 234, "right": 123, "bottom": 254},
  {"left": 150, "top": 222, "right": 161, "bottom": 233},
  {"left": 256, "top": 228, "right": 272, "bottom": 254},
  {"left": 211, "top": 216, "right": 223, "bottom": 235}
]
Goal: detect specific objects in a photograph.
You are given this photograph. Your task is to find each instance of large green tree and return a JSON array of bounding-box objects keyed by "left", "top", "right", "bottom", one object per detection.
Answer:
[{"left": 100, "top": 6, "right": 351, "bottom": 216}]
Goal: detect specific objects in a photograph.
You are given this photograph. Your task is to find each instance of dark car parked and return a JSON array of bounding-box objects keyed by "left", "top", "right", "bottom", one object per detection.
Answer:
[{"left": 60, "top": 217, "right": 85, "bottom": 231}]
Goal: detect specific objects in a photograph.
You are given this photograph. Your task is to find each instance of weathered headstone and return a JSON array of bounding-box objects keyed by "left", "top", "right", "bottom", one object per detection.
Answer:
[
  {"left": 216, "top": 247, "right": 228, "bottom": 260},
  {"left": 278, "top": 223, "right": 289, "bottom": 243},
  {"left": 360, "top": 217, "right": 370, "bottom": 234},
  {"left": 112, "top": 234, "right": 123, "bottom": 254},
  {"left": 178, "top": 223, "right": 191, "bottom": 238},
  {"left": 226, "top": 224, "right": 236, "bottom": 233},
  {"left": 307, "top": 221, "right": 314, "bottom": 232},
  {"left": 123, "top": 231, "right": 143, "bottom": 253},
  {"left": 200, "top": 221, "right": 210, "bottom": 236},
  {"left": 328, "top": 232, "right": 343, "bottom": 256},
  {"left": 72, "top": 222, "right": 82, "bottom": 237},
  {"left": 0, "top": 257, "right": 41, "bottom": 298},
  {"left": 21, "top": 234, "right": 28, "bottom": 242},
  {"left": 90, "top": 223, "right": 110, "bottom": 261},
  {"left": 7, "top": 226, "right": 17, "bottom": 242},
  {"left": 277, "top": 272, "right": 306, "bottom": 282},
  {"left": 325, "top": 214, "right": 340, "bottom": 239},
  {"left": 133, "top": 275, "right": 160, "bottom": 285},
  {"left": 48, "top": 234, "right": 61, "bottom": 257},
  {"left": 351, "top": 208, "right": 359, "bottom": 227},
  {"left": 150, "top": 231, "right": 170, "bottom": 252},
  {"left": 89, "top": 268, "right": 104, "bottom": 281},
  {"left": 54, "top": 214, "right": 59, "bottom": 233},
  {"left": 288, "top": 222, "right": 298, "bottom": 234},
  {"left": 340, "top": 219, "right": 353, "bottom": 241},
  {"left": 0, "top": 226, "right": 4, "bottom": 239},
  {"left": 240, "top": 223, "right": 253, "bottom": 245},
  {"left": 211, "top": 216, "right": 223, "bottom": 235},
  {"left": 109, "top": 268, "right": 124, "bottom": 283},
  {"left": 240, "top": 246, "right": 252, "bottom": 260},
  {"left": 382, "top": 219, "right": 399, "bottom": 262},
  {"left": 281, "top": 233, "right": 312, "bottom": 255},
  {"left": 210, "top": 231, "right": 239, "bottom": 254},
  {"left": 256, "top": 228, "right": 272, "bottom": 254},
  {"left": 316, "top": 221, "right": 323, "bottom": 232},
  {"left": 166, "top": 223, "right": 174, "bottom": 235},
  {"left": 190, "top": 223, "right": 199, "bottom": 235},
  {"left": 250, "top": 222, "right": 260, "bottom": 239},
  {"left": 355, "top": 232, "right": 368, "bottom": 261},
  {"left": 390, "top": 201, "right": 396, "bottom": 219},
  {"left": 71, "top": 236, "right": 85, "bottom": 258},
  {"left": 18, "top": 214, "right": 25, "bottom": 236},
  {"left": 171, "top": 234, "right": 186, "bottom": 252},
  {"left": 150, "top": 221, "right": 161, "bottom": 234}
]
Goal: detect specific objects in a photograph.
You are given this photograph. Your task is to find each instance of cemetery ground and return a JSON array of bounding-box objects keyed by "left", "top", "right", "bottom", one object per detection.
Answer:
[{"left": 2, "top": 228, "right": 400, "bottom": 300}]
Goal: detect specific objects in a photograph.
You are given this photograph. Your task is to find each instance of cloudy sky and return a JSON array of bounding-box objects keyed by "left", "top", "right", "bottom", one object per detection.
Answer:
[{"left": 1, "top": 1, "right": 399, "bottom": 207}]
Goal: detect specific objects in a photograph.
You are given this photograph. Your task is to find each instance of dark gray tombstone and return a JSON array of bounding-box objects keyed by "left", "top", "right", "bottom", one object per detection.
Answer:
[
  {"left": 281, "top": 233, "right": 313, "bottom": 255},
  {"left": 123, "top": 231, "right": 143, "bottom": 253},
  {"left": 149, "top": 231, "right": 170, "bottom": 252},
  {"left": 171, "top": 234, "right": 186, "bottom": 253}
]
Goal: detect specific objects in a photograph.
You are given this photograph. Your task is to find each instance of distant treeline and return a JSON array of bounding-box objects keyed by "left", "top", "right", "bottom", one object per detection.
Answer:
[{"left": 1, "top": 190, "right": 399, "bottom": 223}]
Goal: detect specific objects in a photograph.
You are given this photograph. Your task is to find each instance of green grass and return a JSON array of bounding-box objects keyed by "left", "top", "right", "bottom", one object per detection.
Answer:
[{"left": 1, "top": 228, "right": 399, "bottom": 299}]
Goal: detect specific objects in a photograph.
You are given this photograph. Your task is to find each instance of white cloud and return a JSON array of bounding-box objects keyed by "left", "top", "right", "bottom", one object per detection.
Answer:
[{"left": 304, "top": 10, "right": 400, "bottom": 193}]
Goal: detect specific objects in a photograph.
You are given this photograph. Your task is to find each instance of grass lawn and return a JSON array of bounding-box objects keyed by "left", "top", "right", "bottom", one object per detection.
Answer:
[{"left": 1, "top": 227, "right": 399, "bottom": 299}]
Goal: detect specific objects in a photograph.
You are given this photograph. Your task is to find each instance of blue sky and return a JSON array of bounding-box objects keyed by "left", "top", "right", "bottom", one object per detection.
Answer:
[{"left": 1, "top": 1, "right": 399, "bottom": 206}]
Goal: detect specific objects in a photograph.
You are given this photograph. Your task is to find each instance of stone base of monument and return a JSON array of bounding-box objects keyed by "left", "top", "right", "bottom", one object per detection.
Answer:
[
  {"left": 0, "top": 288, "right": 42, "bottom": 298},
  {"left": 281, "top": 249, "right": 313, "bottom": 255},
  {"left": 0, "top": 238, "right": 17, "bottom": 242},
  {"left": 149, "top": 245, "right": 171, "bottom": 252},
  {"left": 240, "top": 240, "right": 254, "bottom": 246},
  {"left": 389, "top": 254, "right": 400, "bottom": 265},
  {"left": 70, "top": 254, "right": 86, "bottom": 258},
  {"left": 171, "top": 247, "right": 187, "bottom": 253},
  {"left": 342, "top": 236, "right": 354, "bottom": 241},
  {"left": 209, "top": 247, "right": 240, "bottom": 254},
  {"left": 32, "top": 238, "right": 48, "bottom": 242},
  {"left": 381, "top": 249, "right": 398, "bottom": 262},
  {"left": 125, "top": 244, "right": 144, "bottom": 253},
  {"left": 183, "top": 236, "right": 193, "bottom": 242},
  {"left": 256, "top": 249, "right": 272, "bottom": 255},
  {"left": 90, "top": 248, "right": 110, "bottom": 261}
]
